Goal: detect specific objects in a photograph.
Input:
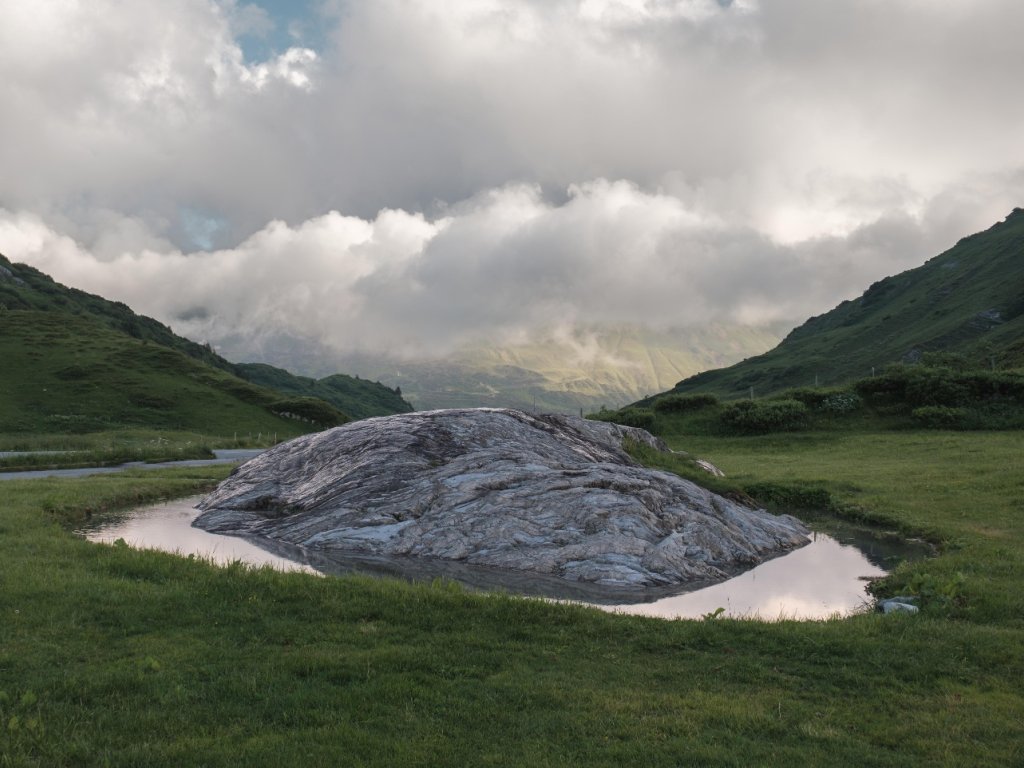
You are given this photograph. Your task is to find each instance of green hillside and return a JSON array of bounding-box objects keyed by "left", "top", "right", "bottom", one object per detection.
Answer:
[
  {"left": 0, "top": 254, "right": 232, "bottom": 373},
  {"left": 0, "top": 310, "right": 348, "bottom": 437},
  {"left": 235, "top": 363, "right": 412, "bottom": 420},
  {"left": 659, "top": 208, "right": 1024, "bottom": 400},
  {"left": 0, "top": 253, "right": 413, "bottom": 419},
  {"left": 0, "top": 253, "right": 351, "bottom": 437}
]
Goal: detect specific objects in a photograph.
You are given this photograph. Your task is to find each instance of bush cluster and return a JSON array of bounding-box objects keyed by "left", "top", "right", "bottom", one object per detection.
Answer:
[
  {"left": 786, "top": 387, "right": 863, "bottom": 414},
  {"left": 820, "top": 392, "right": 863, "bottom": 414},
  {"left": 856, "top": 366, "right": 1024, "bottom": 408},
  {"left": 911, "top": 406, "right": 967, "bottom": 429},
  {"left": 587, "top": 407, "right": 657, "bottom": 431},
  {"left": 720, "top": 399, "right": 809, "bottom": 433},
  {"left": 785, "top": 388, "right": 836, "bottom": 409},
  {"left": 612, "top": 408, "right": 656, "bottom": 431},
  {"left": 652, "top": 393, "right": 720, "bottom": 413},
  {"left": 270, "top": 397, "right": 348, "bottom": 427}
]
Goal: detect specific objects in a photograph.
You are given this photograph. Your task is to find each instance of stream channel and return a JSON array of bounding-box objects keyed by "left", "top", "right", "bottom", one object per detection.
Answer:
[{"left": 78, "top": 496, "right": 931, "bottom": 621}]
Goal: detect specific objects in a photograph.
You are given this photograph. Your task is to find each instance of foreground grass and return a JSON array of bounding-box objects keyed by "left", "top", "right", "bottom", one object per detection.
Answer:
[{"left": 2, "top": 437, "right": 1023, "bottom": 766}]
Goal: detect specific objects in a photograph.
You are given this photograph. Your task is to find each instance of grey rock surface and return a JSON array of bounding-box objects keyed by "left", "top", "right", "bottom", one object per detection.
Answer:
[
  {"left": 195, "top": 408, "right": 809, "bottom": 589},
  {"left": 878, "top": 596, "right": 921, "bottom": 615},
  {"left": 880, "top": 601, "right": 920, "bottom": 615}
]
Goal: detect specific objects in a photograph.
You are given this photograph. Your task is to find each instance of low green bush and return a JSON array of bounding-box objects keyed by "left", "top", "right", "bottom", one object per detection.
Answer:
[
  {"left": 742, "top": 481, "right": 836, "bottom": 512},
  {"left": 904, "top": 369, "right": 973, "bottom": 407},
  {"left": 269, "top": 397, "right": 348, "bottom": 427},
  {"left": 820, "top": 391, "right": 863, "bottom": 414},
  {"left": 719, "top": 399, "right": 809, "bottom": 433},
  {"left": 855, "top": 370, "right": 908, "bottom": 404},
  {"left": 784, "top": 387, "right": 838, "bottom": 409},
  {"left": 911, "top": 406, "right": 967, "bottom": 429},
  {"left": 652, "top": 393, "right": 720, "bottom": 413},
  {"left": 785, "top": 388, "right": 863, "bottom": 414},
  {"left": 856, "top": 365, "right": 1024, "bottom": 409},
  {"left": 612, "top": 407, "right": 656, "bottom": 431}
]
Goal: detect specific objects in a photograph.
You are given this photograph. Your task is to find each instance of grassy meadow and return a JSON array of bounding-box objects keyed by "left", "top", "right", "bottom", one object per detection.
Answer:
[{"left": 2, "top": 424, "right": 1023, "bottom": 766}]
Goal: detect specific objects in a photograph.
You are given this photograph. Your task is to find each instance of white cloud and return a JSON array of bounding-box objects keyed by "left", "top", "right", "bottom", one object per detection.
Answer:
[
  {"left": 0, "top": 0, "right": 1022, "bottom": 363},
  {"left": 3, "top": 178, "right": 998, "bottom": 361}
]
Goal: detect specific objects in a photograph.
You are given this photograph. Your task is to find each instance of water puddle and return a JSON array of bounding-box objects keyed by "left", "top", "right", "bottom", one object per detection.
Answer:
[{"left": 78, "top": 496, "right": 930, "bottom": 621}]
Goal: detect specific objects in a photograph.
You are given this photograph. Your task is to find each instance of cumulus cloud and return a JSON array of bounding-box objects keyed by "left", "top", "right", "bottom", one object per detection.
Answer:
[
  {"left": 0, "top": 0, "right": 1022, "bottom": 363},
  {"left": 2, "top": 179, "right": 1000, "bottom": 361}
]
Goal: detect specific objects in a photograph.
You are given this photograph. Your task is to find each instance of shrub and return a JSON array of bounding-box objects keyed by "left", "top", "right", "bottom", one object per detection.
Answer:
[
  {"left": 720, "top": 399, "right": 809, "bottom": 433},
  {"left": 959, "top": 371, "right": 1024, "bottom": 402},
  {"left": 652, "top": 393, "right": 720, "bottom": 413},
  {"left": 269, "top": 397, "right": 348, "bottom": 427},
  {"left": 785, "top": 387, "right": 862, "bottom": 414},
  {"left": 819, "top": 391, "right": 863, "bottom": 414},
  {"left": 785, "top": 388, "right": 836, "bottom": 409},
  {"left": 856, "top": 365, "right": 1024, "bottom": 408},
  {"left": 855, "top": 368, "right": 910, "bottom": 403},
  {"left": 904, "top": 369, "right": 972, "bottom": 408},
  {"left": 911, "top": 406, "right": 966, "bottom": 429},
  {"left": 612, "top": 408, "right": 656, "bottom": 431},
  {"left": 743, "top": 481, "right": 835, "bottom": 512}
]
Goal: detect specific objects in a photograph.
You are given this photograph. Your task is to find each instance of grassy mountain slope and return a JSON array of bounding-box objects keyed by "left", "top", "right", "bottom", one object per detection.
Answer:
[
  {"left": 0, "top": 310, "right": 348, "bottom": 436},
  {"left": 0, "top": 253, "right": 412, "bottom": 419},
  {"left": 0, "top": 254, "right": 352, "bottom": 436},
  {"left": 235, "top": 363, "right": 413, "bottom": 420},
  {"left": 660, "top": 208, "right": 1024, "bottom": 400},
  {"left": 0, "top": 255, "right": 232, "bottom": 373}
]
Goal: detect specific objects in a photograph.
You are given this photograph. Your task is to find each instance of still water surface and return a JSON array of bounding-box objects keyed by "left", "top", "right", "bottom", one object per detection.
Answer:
[{"left": 79, "top": 496, "right": 928, "bottom": 621}]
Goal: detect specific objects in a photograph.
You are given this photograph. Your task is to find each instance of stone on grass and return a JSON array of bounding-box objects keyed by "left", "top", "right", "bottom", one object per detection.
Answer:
[
  {"left": 878, "top": 596, "right": 921, "bottom": 614},
  {"left": 195, "top": 408, "right": 808, "bottom": 590}
]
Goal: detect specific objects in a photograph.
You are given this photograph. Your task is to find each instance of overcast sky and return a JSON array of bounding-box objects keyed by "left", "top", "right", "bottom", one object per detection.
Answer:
[{"left": 1, "top": 0, "right": 1022, "bottom": 359}]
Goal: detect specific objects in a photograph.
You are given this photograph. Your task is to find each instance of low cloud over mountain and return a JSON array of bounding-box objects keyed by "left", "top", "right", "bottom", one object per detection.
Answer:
[{"left": 1, "top": 1, "right": 1022, "bottom": 362}]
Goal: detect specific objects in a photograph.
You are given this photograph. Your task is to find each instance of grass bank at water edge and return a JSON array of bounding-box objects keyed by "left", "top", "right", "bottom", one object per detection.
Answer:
[{"left": 1, "top": 431, "right": 1023, "bottom": 766}]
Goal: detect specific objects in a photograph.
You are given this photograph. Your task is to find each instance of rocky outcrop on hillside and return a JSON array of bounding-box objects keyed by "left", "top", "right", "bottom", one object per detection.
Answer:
[{"left": 195, "top": 408, "right": 808, "bottom": 590}]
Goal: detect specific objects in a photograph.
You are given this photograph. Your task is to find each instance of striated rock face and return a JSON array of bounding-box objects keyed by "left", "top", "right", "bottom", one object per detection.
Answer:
[{"left": 195, "top": 408, "right": 808, "bottom": 590}]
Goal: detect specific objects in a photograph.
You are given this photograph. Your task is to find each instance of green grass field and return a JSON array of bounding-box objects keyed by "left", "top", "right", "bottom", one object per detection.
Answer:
[{"left": 1, "top": 428, "right": 1023, "bottom": 766}]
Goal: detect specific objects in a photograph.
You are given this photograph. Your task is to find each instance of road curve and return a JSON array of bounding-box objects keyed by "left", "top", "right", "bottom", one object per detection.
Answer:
[{"left": 0, "top": 449, "right": 264, "bottom": 481}]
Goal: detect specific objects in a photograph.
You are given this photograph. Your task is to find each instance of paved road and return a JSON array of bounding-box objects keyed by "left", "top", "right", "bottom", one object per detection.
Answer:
[
  {"left": 0, "top": 449, "right": 264, "bottom": 481},
  {"left": 0, "top": 451, "right": 71, "bottom": 459}
]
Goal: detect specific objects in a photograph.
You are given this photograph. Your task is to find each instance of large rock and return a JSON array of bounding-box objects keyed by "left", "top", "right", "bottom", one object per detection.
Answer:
[{"left": 195, "top": 408, "right": 808, "bottom": 591}]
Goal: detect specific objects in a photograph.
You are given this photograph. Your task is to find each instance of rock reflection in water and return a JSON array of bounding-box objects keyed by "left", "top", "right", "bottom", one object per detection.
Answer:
[{"left": 79, "top": 496, "right": 912, "bottom": 620}]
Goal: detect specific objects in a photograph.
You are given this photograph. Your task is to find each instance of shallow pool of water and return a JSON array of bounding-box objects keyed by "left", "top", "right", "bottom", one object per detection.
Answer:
[{"left": 78, "top": 496, "right": 929, "bottom": 621}]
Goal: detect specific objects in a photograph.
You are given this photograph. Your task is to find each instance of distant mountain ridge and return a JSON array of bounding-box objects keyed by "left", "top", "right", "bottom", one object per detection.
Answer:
[
  {"left": 235, "top": 363, "right": 412, "bottom": 420},
  {"left": 246, "top": 324, "right": 786, "bottom": 414},
  {"left": 649, "top": 209, "right": 1024, "bottom": 401}
]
